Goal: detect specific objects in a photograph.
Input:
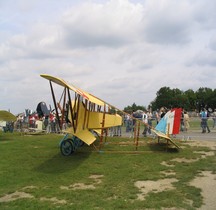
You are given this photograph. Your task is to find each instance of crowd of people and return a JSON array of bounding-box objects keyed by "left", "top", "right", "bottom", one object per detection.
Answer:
[
  {"left": 2, "top": 106, "right": 216, "bottom": 135},
  {"left": 124, "top": 109, "right": 154, "bottom": 137},
  {"left": 13, "top": 111, "right": 61, "bottom": 133},
  {"left": 123, "top": 107, "right": 216, "bottom": 137}
]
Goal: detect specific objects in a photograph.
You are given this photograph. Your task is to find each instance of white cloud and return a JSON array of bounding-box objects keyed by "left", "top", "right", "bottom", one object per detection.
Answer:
[
  {"left": 61, "top": 0, "right": 143, "bottom": 47},
  {"left": 143, "top": 0, "right": 193, "bottom": 44},
  {"left": 0, "top": 0, "right": 216, "bottom": 114}
]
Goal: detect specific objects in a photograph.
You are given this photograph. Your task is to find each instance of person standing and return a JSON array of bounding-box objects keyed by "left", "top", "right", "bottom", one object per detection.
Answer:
[
  {"left": 155, "top": 109, "right": 160, "bottom": 124},
  {"left": 147, "top": 110, "right": 153, "bottom": 134},
  {"left": 183, "top": 111, "right": 190, "bottom": 132},
  {"left": 212, "top": 109, "right": 216, "bottom": 128},
  {"left": 160, "top": 107, "right": 166, "bottom": 119},
  {"left": 180, "top": 109, "right": 185, "bottom": 132},
  {"left": 206, "top": 109, "right": 211, "bottom": 133},
  {"left": 142, "top": 111, "right": 148, "bottom": 137},
  {"left": 200, "top": 108, "right": 210, "bottom": 133}
]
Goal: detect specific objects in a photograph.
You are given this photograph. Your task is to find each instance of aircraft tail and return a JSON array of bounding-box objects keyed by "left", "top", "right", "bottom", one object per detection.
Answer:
[{"left": 155, "top": 108, "right": 182, "bottom": 135}]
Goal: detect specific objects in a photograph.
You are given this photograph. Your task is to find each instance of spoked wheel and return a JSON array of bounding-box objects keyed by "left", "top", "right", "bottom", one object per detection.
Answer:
[
  {"left": 60, "top": 139, "right": 74, "bottom": 156},
  {"left": 73, "top": 136, "right": 84, "bottom": 147}
]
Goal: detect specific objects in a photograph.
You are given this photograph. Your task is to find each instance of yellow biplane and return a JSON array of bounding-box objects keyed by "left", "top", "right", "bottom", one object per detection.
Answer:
[
  {"left": 41, "top": 74, "right": 122, "bottom": 155},
  {"left": 41, "top": 74, "right": 180, "bottom": 155}
]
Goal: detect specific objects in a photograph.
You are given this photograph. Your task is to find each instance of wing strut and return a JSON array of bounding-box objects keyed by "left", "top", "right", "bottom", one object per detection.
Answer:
[
  {"left": 61, "top": 87, "right": 67, "bottom": 128},
  {"left": 83, "top": 99, "right": 88, "bottom": 129},
  {"left": 75, "top": 94, "right": 81, "bottom": 133},
  {"left": 49, "top": 80, "right": 61, "bottom": 130},
  {"left": 66, "top": 87, "right": 75, "bottom": 133},
  {"left": 99, "top": 104, "right": 106, "bottom": 145}
]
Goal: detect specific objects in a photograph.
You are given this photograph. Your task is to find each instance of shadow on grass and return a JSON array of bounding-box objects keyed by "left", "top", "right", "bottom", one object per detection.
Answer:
[
  {"left": 35, "top": 148, "right": 92, "bottom": 174},
  {"left": 148, "top": 142, "right": 180, "bottom": 153},
  {"left": 0, "top": 132, "right": 20, "bottom": 141}
]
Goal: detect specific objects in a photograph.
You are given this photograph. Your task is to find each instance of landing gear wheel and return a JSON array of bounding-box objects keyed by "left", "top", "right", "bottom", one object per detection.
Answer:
[{"left": 60, "top": 139, "right": 73, "bottom": 156}]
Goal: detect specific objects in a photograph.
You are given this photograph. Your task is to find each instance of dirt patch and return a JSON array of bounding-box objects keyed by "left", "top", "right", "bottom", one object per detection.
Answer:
[
  {"left": 160, "top": 161, "right": 175, "bottom": 167},
  {"left": 171, "top": 157, "right": 199, "bottom": 163},
  {"left": 22, "top": 185, "right": 38, "bottom": 190},
  {"left": 183, "top": 140, "right": 216, "bottom": 150},
  {"left": 0, "top": 186, "right": 66, "bottom": 205},
  {"left": 190, "top": 171, "right": 216, "bottom": 210},
  {"left": 0, "top": 191, "right": 34, "bottom": 203},
  {"left": 161, "top": 141, "right": 215, "bottom": 167},
  {"left": 60, "top": 183, "right": 96, "bottom": 190},
  {"left": 160, "top": 170, "right": 176, "bottom": 176},
  {"left": 134, "top": 178, "right": 178, "bottom": 200},
  {"left": 40, "top": 197, "right": 67, "bottom": 205},
  {"left": 88, "top": 174, "right": 104, "bottom": 184},
  {"left": 193, "top": 151, "right": 215, "bottom": 158},
  {"left": 159, "top": 140, "right": 216, "bottom": 209},
  {"left": 60, "top": 174, "right": 104, "bottom": 190}
]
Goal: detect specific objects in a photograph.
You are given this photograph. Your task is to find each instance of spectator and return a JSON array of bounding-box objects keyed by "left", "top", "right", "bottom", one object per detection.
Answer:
[
  {"left": 180, "top": 109, "right": 185, "bottom": 132},
  {"left": 212, "top": 109, "right": 216, "bottom": 128},
  {"left": 183, "top": 111, "right": 190, "bottom": 132},
  {"left": 160, "top": 107, "right": 166, "bottom": 119},
  {"left": 142, "top": 111, "right": 148, "bottom": 137},
  {"left": 155, "top": 109, "right": 160, "bottom": 124},
  {"left": 147, "top": 110, "right": 153, "bottom": 134},
  {"left": 200, "top": 108, "right": 210, "bottom": 133}
]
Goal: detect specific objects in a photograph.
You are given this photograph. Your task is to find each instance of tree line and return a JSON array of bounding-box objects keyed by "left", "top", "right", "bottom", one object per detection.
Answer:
[{"left": 124, "top": 87, "right": 216, "bottom": 113}]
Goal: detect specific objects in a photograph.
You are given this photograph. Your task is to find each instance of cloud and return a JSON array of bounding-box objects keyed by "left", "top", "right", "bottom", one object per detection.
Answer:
[
  {"left": 193, "top": 51, "right": 216, "bottom": 67},
  {"left": 0, "top": 0, "right": 216, "bottom": 114},
  {"left": 209, "top": 36, "right": 216, "bottom": 51},
  {"left": 142, "top": 0, "right": 193, "bottom": 44},
  {"left": 61, "top": 0, "right": 143, "bottom": 48}
]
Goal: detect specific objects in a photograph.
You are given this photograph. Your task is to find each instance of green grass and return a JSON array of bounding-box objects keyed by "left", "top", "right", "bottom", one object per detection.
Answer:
[{"left": 0, "top": 130, "right": 215, "bottom": 210}]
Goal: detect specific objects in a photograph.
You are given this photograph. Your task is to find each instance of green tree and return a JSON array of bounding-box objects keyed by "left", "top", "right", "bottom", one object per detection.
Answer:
[
  {"left": 124, "top": 87, "right": 216, "bottom": 112},
  {"left": 208, "top": 89, "right": 216, "bottom": 110},
  {"left": 195, "top": 87, "right": 213, "bottom": 111},
  {"left": 151, "top": 87, "right": 172, "bottom": 110},
  {"left": 184, "top": 89, "right": 197, "bottom": 111},
  {"left": 151, "top": 87, "right": 185, "bottom": 110},
  {"left": 123, "top": 103, "right": 146, "bottom": 113}
]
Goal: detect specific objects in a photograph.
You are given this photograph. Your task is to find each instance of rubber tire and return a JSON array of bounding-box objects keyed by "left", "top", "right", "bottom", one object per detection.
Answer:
[
  {"left": 60, "top": 139, "right": 73, "bottom": 156},
  {"left": 72, "top": 136, "right": 84, "bottom": 147}
]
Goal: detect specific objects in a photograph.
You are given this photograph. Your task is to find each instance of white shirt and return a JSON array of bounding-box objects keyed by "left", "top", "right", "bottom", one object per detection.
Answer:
[{"left": 142, "top": 113, "right": 148, "bottom": 124}]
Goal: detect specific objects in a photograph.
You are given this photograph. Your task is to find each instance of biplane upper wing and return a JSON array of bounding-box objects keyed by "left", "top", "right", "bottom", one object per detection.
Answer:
[
  {"left": 40, "top": 74, "right": 105, "bottom": 106},
  {"left": 0, "top": 110, "right": 16, "bottom": 121}
]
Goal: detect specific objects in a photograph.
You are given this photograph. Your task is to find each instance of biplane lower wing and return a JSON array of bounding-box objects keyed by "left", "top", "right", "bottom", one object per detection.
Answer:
[
  {"left": 0, "top": 110, "right": 16, "bottom": 121},
  {"left": 93, "top": 129, "right": 102, "bottom": 136},
  {"left": 65, "top": 127, "right": 96, "bottom": 145},
  {"left": 151, "top": 129, "right": 180, "bottom": 149},
  {"left": 88, "top": 112, "right": 122, "bottom": 129}
]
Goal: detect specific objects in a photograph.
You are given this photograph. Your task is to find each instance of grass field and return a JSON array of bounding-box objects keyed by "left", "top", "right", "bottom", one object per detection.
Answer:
[{"left": 0, "top": 123, "right": 215, "bottom": 209}]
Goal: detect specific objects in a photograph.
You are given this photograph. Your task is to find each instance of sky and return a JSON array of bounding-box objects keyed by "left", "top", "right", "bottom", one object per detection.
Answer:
[{"left": 1, "top": 0, "right": 216, "bottom": 114}]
